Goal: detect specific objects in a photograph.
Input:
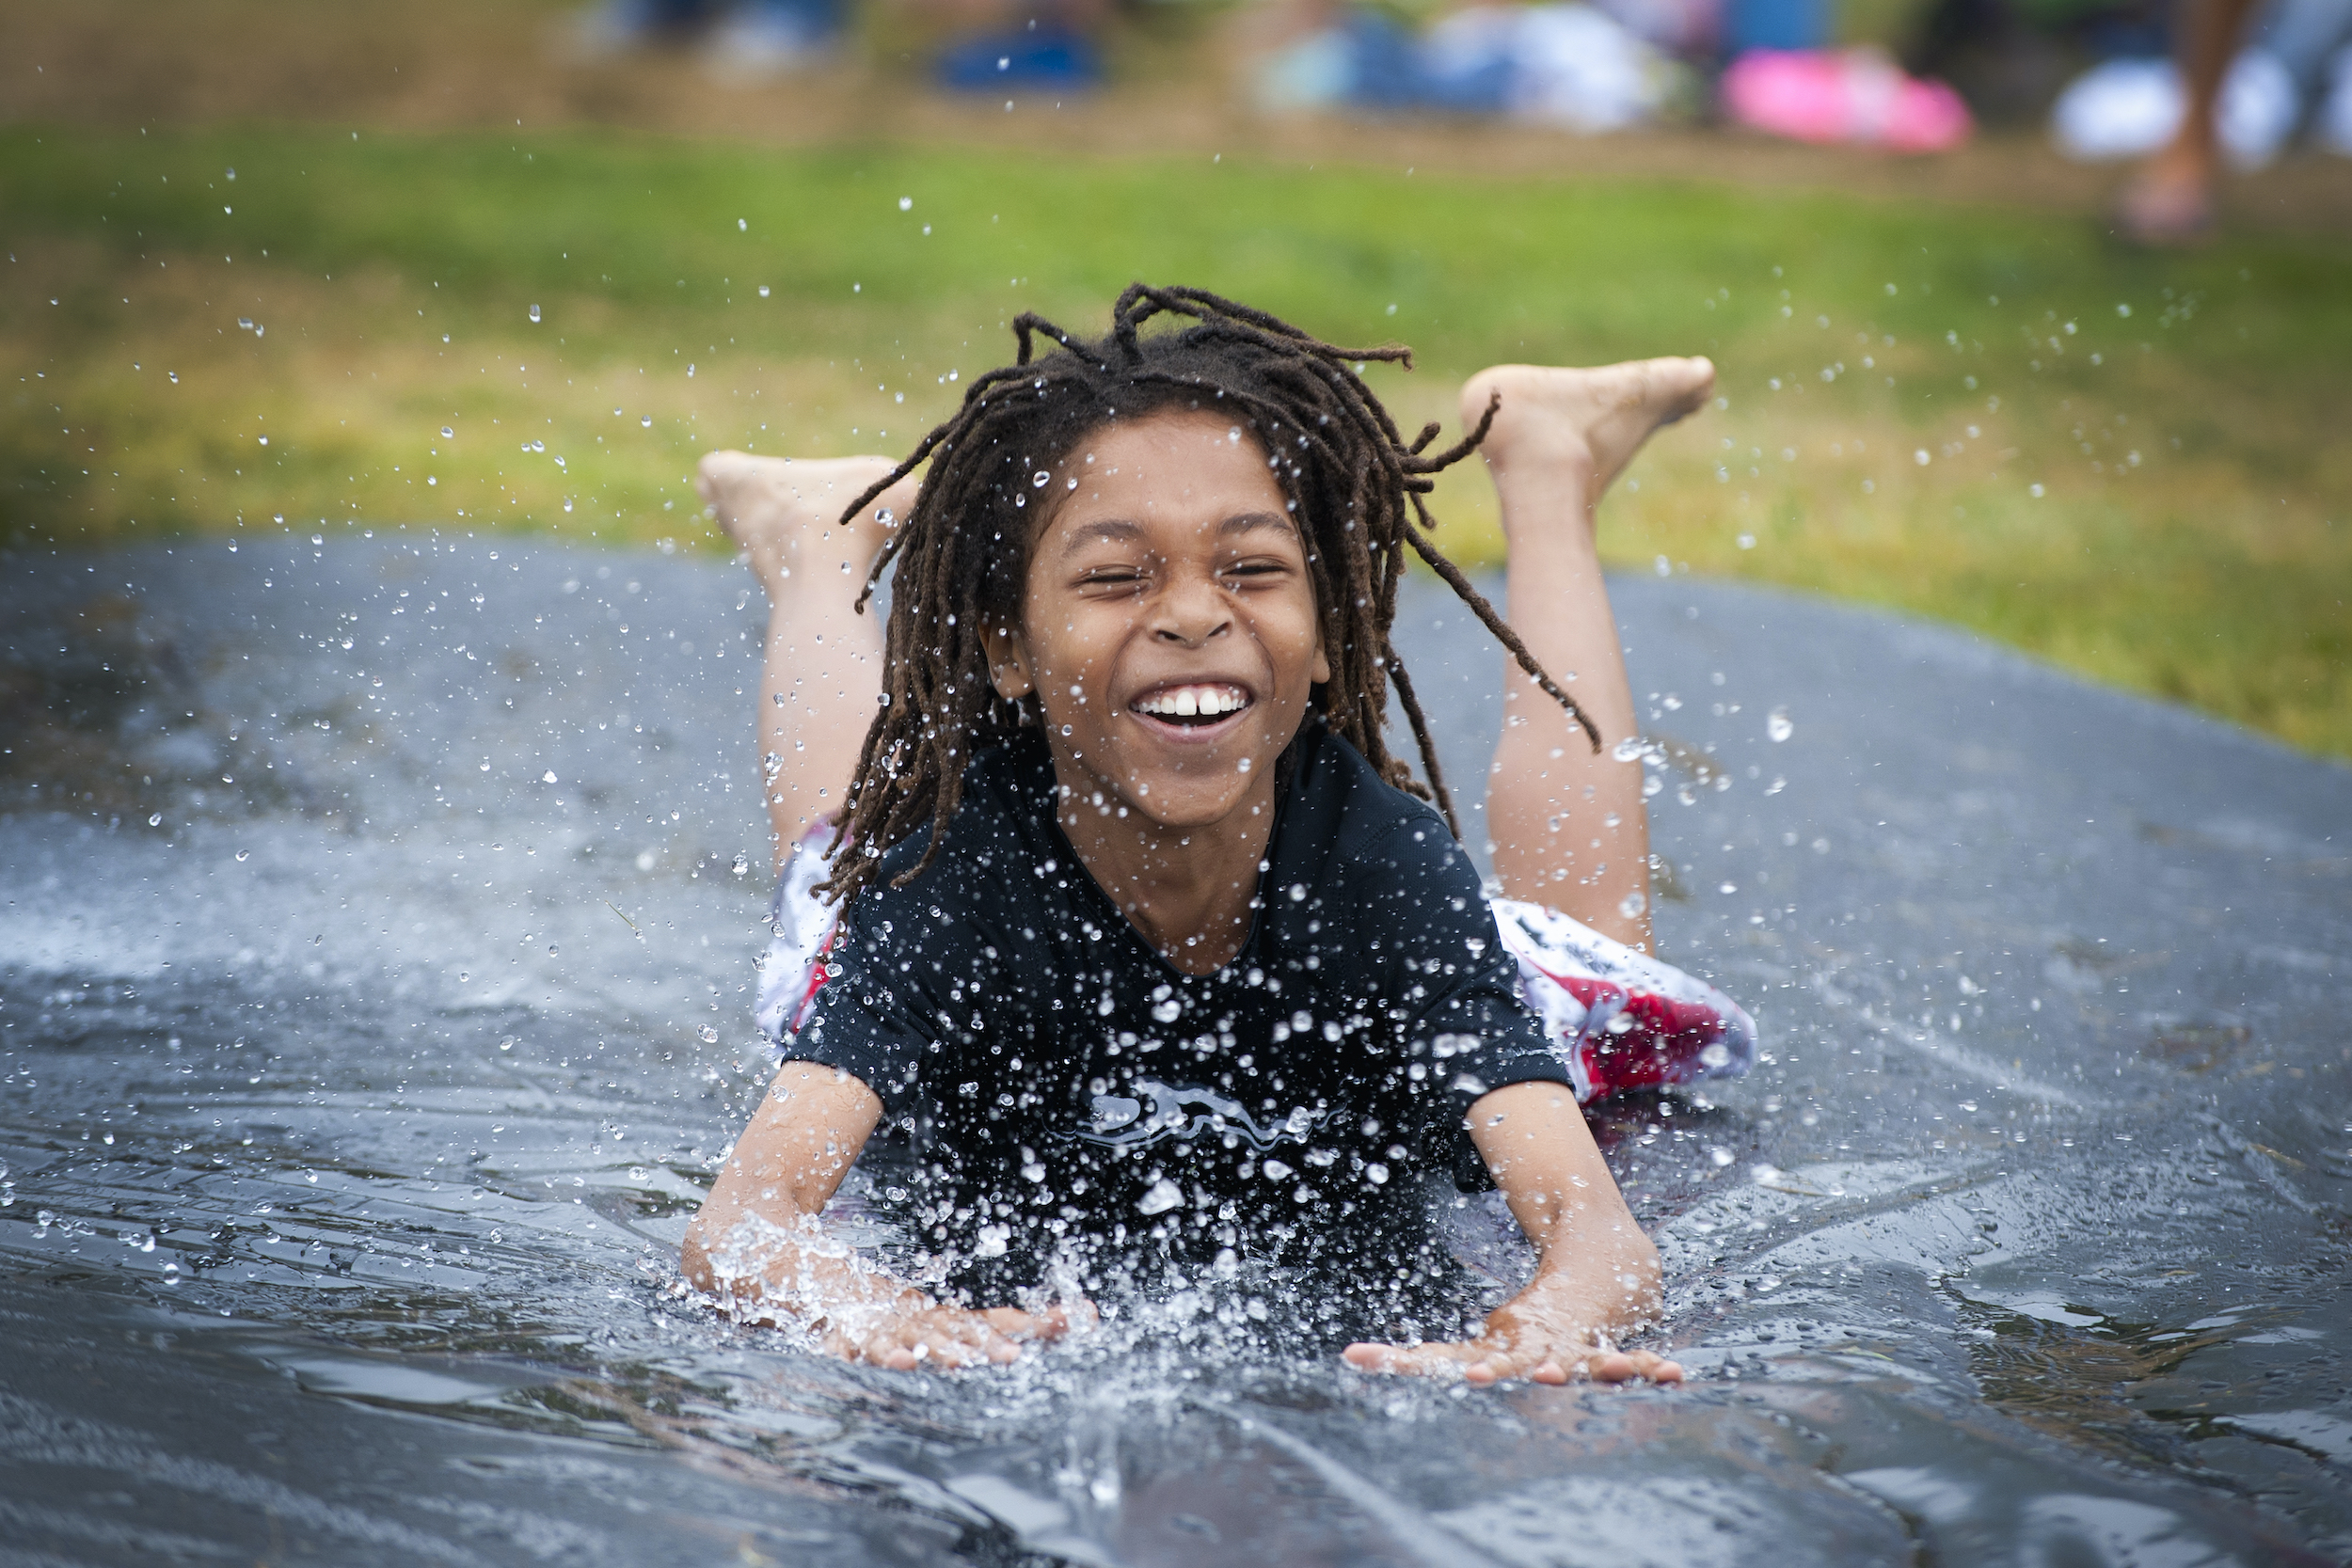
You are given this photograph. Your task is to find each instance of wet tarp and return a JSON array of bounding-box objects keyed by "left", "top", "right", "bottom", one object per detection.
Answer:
[{"left": 3, "top": 534, "right": 2345, "bottom": 1565}]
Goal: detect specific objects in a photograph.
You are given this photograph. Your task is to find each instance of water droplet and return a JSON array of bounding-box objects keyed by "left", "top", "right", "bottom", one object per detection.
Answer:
[
  {"left": 757, "top": 284, "right": 771, "bottom": 297},
  {"left": 898, "top": 196, "right": 913, "bottom": 211},
  {"left": 311, "top": 533, "right": 324, "bottom": 545},
  {"left": 499, "top": 1037, "right": 516, "bottom": 1052},
  {"left": 235, "top": 849, "right": 249, "bottom": 862},
  {"left": 737, "top": 217, "right": 747, "bottom": 230},
  {"left": 1767, "top": 706, "right": 1793, "bottom": 743},
  {"left": 541, "top": 770, "right": 558, "bottom": 784},
  {"left": 731, "top": 853, "right": 750, "bottom": 876},
  {"left": 441, "top": 425, "right": 454, "bottom": 438},
  {"left": 528, "top": 304, "right": 542, "bottom": 324},
  {"left": 1618, "top": 890, "right": 1646, "bottom": 919},
  {"left": 149, "top": 814, "right": 163, "bottom": 827},
  {"left": 698, "top": 1024, "right": 719, "bottom": 1043},
  {"left": 642, "top": 416, "right": 653, "bottom": 428},
  {"left": 1699, "top": 1041, "right": 1732, "bottom": 1069},
  {"left": 1709, "top": 1147, "right": 1734, "bottom": 1167},
  {"left": 1136, "top": 1178, "right": 1183, "bottom": 1215}
]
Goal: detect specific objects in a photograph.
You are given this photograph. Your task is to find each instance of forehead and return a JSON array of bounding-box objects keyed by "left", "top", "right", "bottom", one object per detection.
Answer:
[{"left": 1043, "top": 409, "right": 1288, "bottom": 540}]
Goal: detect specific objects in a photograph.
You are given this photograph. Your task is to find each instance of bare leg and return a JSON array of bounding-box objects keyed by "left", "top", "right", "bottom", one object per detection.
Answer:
[
  {"left": 2118, "top": 0, "right": 2262, "bottom": 244},
  {"left": 1463, "top": 358, "right": 1716, "bottom": 952},
  {"left": 695, "top": 451, "right": 915, "bottom": 868}
]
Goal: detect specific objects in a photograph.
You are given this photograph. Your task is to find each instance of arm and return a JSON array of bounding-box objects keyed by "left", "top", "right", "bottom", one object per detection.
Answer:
[
  {"left": 680, "top": 1060, "right": 1078, "bottom": 1368},
  {"left": 1343, "top": 1079, "right": 1682, "bottom": 1385}
]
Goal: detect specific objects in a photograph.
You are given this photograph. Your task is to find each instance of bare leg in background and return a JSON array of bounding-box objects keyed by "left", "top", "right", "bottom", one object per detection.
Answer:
[
  {"left": 694, "top": 452, "right": 915, "bottom": 868},
  {"left": 2119, "top": 0, "right": 2263, "bottom": 243},
  {"left": 1464, "top": 358, "right": 1718, "bottom": 953}
]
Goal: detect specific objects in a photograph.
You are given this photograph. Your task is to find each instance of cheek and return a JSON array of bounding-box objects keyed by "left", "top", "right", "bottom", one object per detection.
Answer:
[
  {"left": 1020, "top": 600, "right": 1125, "bottom": 704},
  {"left": 1263, "top": 594, "right": 1327, "bottom": 690}
]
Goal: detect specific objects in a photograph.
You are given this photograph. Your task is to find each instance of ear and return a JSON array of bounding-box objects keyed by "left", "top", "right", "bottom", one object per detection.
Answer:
[
  {"left": 981, "top": 620, "right": 1036, "bottom": 701},
  {"left": 1311, "top": 639, "right": 1331, "bottom": 687}
]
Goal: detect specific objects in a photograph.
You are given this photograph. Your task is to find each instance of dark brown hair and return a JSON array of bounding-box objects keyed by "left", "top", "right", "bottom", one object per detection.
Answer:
[{"left": 819, "top": 284, "right": 1592, "bottom": 905}]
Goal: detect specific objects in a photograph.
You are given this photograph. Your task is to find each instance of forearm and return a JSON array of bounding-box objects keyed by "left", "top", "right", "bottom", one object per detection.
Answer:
[
  {"left": 1470, "top": 1080, "right": 1664, "bottom": 1333},
  {"left": 681, "top": 1061, "right": 904, "bottom": 1323}
]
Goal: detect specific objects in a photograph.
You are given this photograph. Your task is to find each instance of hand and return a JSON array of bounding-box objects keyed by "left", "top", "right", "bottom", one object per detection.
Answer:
[
  {"left": 813, "top": 1291, "right": 1093, "bottom": 1370},
  {"left": 1342, "top": 1287, "right": 1681, "bottom": 1387}
]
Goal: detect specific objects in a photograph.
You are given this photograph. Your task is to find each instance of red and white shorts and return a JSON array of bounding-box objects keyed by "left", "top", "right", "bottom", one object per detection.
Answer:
[{"left": 754, "top": 828, "right": 1756, "bottom": 1106}]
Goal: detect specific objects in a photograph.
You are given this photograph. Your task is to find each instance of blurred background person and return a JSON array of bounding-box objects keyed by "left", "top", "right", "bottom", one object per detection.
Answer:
[{"left": 575, "top": 0, "right": 846, "bottom": 74}]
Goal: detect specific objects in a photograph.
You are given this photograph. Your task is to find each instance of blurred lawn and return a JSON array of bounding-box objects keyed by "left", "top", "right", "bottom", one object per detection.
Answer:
[{"left": 4, "top": 124, "right": 2347, "bottom": 757}]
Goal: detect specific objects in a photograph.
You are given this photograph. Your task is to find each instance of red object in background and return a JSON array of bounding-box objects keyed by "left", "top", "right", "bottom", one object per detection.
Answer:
[{"left": 1721, "top": 47, "right": 1975, "bottom": 151}]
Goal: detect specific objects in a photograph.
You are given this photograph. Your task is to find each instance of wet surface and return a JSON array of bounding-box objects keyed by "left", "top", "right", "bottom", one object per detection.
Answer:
[{"left": 4, "top": 531, "right": 2348, "bottom": 1566}]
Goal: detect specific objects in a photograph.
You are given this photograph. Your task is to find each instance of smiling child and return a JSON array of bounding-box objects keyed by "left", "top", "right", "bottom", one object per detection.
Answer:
[{"left": 679, "top": 286, "right": 1754, "bottom": 1385}]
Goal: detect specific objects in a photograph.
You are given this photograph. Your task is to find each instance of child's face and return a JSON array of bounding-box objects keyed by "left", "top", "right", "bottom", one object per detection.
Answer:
[{"left": 985, "top": 409, "right": 1329, "bottom": 834}]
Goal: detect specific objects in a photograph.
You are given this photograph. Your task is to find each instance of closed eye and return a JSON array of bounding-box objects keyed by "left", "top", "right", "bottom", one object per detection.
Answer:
[
  {"left": 1224, "top": 557, "right": 1295, "bottom": 581},
  {"left": 1073, "top": 564, "right": 1148, "bottom": 594}
]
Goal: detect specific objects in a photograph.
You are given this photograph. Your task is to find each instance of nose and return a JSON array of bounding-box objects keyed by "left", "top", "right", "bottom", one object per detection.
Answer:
[{"left": 1151, "top": 567, "right": 1232, "bottom": 647}]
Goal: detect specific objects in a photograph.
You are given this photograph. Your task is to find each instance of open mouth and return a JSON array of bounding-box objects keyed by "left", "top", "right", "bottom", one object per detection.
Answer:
[{"left": 1129, "top": 683, "right": 1254, "bottom": 730}]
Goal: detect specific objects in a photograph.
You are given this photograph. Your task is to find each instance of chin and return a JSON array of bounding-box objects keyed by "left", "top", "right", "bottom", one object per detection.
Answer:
[{"left": 1123, "top": 780, "right": 1253, "bottom": 831}]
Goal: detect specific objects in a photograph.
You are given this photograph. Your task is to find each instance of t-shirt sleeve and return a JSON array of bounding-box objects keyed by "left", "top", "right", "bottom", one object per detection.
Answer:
[
  {"left": 1347, "top": 815, "right": 1572, "bottom": 1184},
  {"left": 787, "top": 895, "right": 938, "bottom": 1121}
]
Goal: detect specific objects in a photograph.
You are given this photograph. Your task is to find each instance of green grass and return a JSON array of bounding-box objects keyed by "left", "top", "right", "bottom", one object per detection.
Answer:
[{"left": 4, "top": 124, "right": 2347, "bottom": 756}]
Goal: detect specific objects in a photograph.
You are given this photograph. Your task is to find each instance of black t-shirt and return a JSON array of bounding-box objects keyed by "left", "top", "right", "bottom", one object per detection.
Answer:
[{"left": 792, "top": 720, "right": 1569, "bottom": 1308}]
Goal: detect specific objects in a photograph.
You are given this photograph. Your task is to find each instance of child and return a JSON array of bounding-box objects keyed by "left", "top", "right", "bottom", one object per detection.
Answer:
[{"left": 680, "top": 286, "right": 1754, "bottom": 1385}]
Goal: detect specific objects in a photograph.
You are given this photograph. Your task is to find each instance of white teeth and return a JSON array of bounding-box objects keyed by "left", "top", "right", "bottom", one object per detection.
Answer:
[{"left": 1136, "top": 685, "right": 1248, "bottom": 719}]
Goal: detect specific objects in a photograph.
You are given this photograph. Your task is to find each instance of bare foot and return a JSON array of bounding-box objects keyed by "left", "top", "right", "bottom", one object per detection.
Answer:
[
  {"left": 2116, "top": 145, "right": 2216, "bottom": 247},
  {"left": 695, "top": 451, "right": 914, "bottom": 601},
  {"left": 1461, "top": 357, "right": 1716, "bottom": 511}
]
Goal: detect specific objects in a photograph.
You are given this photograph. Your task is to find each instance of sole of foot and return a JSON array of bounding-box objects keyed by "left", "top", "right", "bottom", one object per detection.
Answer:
[
  {"left": 1461, "top": 357, "right": 1716, "bottom": 499},
  {"left": 694, "top": 451, "right": 911, "bottom": 595}
]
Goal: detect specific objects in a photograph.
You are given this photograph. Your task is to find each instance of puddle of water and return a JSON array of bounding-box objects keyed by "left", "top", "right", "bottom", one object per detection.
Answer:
[{"left": 3, "top": 536, "right": 2348, "bottom": 1565}]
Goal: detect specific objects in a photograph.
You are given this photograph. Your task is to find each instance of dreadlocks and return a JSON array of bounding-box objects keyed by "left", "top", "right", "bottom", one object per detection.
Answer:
[{"left": 818, "top": 283, "right": 1595, "bottom": 907}]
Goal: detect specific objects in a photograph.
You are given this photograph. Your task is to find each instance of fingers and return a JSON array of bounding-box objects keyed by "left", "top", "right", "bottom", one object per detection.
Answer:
[
  {"left": 824, "top": 1305, "right": 1015, "bottom": 1370},
  {"left": 819, "top": 1298, "right": 1099, "bottom": 1370},
  {"left": 985, "top": 1297, "right": 1101, "bottom": 1341},
  {"left": 1345, "top": 1338, "right": 1683, "bottom": 1387},
  {"left": 1342, "top": 1339, "right": 1486, "bottom": 1377}
]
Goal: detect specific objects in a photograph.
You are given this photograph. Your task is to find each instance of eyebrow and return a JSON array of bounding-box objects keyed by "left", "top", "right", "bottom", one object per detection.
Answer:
[
  {"left": 1059, "top": 517, "right": 1145, "bottom": 555},
  {"left": 1058, "top": 511, "right": 1295, "bottom": 558},
  {"left": 1219, "top": 511, "right": 1295, "bottom": 539}
]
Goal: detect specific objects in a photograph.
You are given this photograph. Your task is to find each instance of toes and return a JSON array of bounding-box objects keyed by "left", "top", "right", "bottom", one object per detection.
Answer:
[{"left": 1530, "top": 1360, "right": 1569, "bottom": 1385}]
